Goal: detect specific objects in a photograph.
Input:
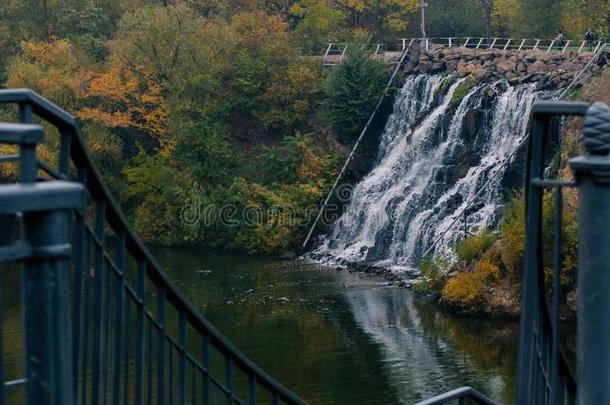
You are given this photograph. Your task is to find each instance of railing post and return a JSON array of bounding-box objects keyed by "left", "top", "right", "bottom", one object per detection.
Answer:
[
  {"left": 570, "top": 102, "right": 610, "bottom": 404},
  {"left": 22, "top": 203, "right": 79, "bottom": 404}
]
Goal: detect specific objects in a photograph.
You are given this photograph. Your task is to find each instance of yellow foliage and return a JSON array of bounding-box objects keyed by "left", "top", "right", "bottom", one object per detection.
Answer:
[
  {"left": 7, "top": 39, "right": 90, "bottom": 109},
  {"left": 442, "top": 272, "right": 486, "bottom": 307},
  {"left": 76, "top": 56, "right": 168, "bottom": 139}
]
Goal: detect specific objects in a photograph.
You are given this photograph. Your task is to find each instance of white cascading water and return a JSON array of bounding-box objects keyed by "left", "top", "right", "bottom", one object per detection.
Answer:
[{"left": 308, "top": 74, "right": 538, "bottom": 271}]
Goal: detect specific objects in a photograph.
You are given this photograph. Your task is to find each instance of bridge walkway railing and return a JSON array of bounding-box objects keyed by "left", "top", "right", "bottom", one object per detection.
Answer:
[
  {"left": 0, "top": 89, "right": 307, "bottom": 405},
  {"left": 397, "top": 37, "right": 607, "bottom": 54}
]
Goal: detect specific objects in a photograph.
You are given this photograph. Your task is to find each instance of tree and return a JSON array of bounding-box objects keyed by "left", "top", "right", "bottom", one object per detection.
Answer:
[
  {"left": 323, "top": 43, "right": 388, "bottom": 144},
  {"left": 513, "top": 0, "right": 564, "bottom": 37},
  {"left": 480, "top": 0, "right": 493, "bottom": 38}
]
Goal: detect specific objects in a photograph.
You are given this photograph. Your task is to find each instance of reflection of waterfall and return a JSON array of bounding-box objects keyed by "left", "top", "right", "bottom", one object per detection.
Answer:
[
  {"left": 308, "top": 74, "right": 538, "bottom": 270},
  {"left": 344, "top": 287, "right": 510, "bottom": 403}
]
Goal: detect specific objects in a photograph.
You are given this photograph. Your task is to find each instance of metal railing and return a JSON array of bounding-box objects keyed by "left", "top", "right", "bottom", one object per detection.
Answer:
[
  {"left": 0, "top": 89, "right": 307, "bottom": 404},
  {"left": 514, "top": 101, "right": 584, "bottom": 404},
  {"left": 398, "top": 37, "right": 606, "bottom": 54},
  {"left": 413, "top": 386, "right": 497, "bottom": 405},
  {"left": 322, "top": 42, "right": 390, "bottom": 66}
]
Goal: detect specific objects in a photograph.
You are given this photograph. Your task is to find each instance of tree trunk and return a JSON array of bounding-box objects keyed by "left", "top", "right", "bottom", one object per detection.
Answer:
[{"left": 481, "top": 0, "right": 493, "bottom": 39}]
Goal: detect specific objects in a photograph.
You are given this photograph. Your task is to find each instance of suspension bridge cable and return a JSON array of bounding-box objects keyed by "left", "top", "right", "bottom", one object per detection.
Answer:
[{"left": 301, "top": 43, "right": 414, "bottom": 249}]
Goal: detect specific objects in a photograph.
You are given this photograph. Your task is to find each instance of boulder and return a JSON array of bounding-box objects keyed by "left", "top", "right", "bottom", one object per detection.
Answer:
[
  {"left": 446, "top": 59, "right": 459, "bottom": 71},
  {"left": 473, "top": 67, "right": 489, "bottom": 80},
  {"left": 527, "top": 60, "right": 551, "bottom": 74},
  {"left": 497, "top": 60, "right": 517, "bottom": 73},
  {"left": 457, "top": 62, "right": 479, "bottom": 77},
  {"left": 418, "top": 60, "right": 433, "bottom": 73}
]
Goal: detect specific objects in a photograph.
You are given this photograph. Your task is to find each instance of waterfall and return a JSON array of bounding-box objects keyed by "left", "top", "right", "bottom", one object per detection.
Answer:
[{"left": 307, "top": 74, "right": 538, "bottom": 271}]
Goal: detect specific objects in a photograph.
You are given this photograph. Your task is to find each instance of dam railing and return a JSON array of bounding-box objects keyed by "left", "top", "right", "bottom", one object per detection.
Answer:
[
  {"left": 0, "top": 89, "right": 307, "bottom": 404},
  {"left": 398, "top": 37, "right": 607, "bottom": 54},
  {"left": 323, "top": 37, "right": 607, "bottom": 66}
]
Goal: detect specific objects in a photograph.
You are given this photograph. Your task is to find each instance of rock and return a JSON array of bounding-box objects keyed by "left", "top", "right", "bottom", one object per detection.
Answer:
[
  {"left": 277, "top": 297, "right": 290, "bottom": 303},
  {"left": 336, "top": 266, "right": 344, "bottom": 271},
  {"left": 559, "top": 61, "right": 581, "bottom": 71},
  {"left": 516, "top": 61, "right": 527, "bottom": 73},
  {"left": 457, "top": 62, "right": 479, "bottom": 77},
  {"left": 418, "top": 60, "right": 433, "bottom": 73},
  {"left": 473, "top": 67, "right": 489, "bottom": 80},
  {"left": 430, "top": 61, "right": 445, "bottom": 72},
  {"left": 446, "top": 59, "right": 459, "bottom": 71},
  {"left": 497, "top": 60, "right": 517, "bottom": 73},
  {"left": 244, "top": 288, "right": 254, "bottom": 294},
  {"left": 527, "top": 60, "right": 550, "bottom": 74}
]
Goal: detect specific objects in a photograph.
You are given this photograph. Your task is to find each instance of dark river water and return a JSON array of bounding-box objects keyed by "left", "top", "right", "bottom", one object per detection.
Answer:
[{"left": 1, "top": 248, "right": 519, "bottom": 404}]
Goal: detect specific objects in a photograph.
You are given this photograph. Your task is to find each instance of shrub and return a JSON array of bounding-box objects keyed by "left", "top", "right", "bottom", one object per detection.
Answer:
[
  {"left": 442, "top": 272, "right": 486, "bottom": 308},
  {"left": 414, "top": 256, "right": 451, "bottom": 296},
  {"left": 323, "top": 41, "right": 388, "bottom": 144},
  {"left": 454, "top": 229, "right": 497, "bottom": 263}
]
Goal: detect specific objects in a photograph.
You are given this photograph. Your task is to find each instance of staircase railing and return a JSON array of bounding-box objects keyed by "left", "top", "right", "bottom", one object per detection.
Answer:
[{"left": 0, "top": 89, "right": 307, "bottom": 405}]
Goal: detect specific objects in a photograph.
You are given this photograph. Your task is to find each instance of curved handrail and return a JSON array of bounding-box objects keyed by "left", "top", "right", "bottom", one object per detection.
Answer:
[
  {"left": 412, "top": 386, "right": 497, "bottom": 405},
  {"left": 0, "top": 88, "right": 307, "bottom": 404}
]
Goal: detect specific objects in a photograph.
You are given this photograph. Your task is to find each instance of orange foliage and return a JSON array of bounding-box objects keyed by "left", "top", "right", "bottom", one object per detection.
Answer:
[{"left": 76, "top": 56, "right": 168, "bottom": 139}]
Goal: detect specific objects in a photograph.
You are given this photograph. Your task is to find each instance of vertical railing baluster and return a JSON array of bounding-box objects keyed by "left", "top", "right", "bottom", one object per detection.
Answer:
[
  {"left": 58, "top": 128, "right": 71, "bottom": 176},
  {"left": 124, "top": 297, "right": 131, "bottom": 405},
  {"left": 147, "top": 316, "right": 153, "bottom": 405},
  {"left": 202, "top": 335, "right": 210, "bottom": 405},
  {"left": 272, "top": 392, "right": 279, "bottom": 405},
  {"left": 248, "top": 375, "right": 256, "bottom": 405},
  {"left": 179, "top": 311, "right": 187, "bottom": 405},
  {"left": 81, "top": 229, "right": 92, "bottom": 405},
  {"left": 225, "top": 356, "right": 233, "bottom": 405},
  {"left": 169, "top": 343, "right": 174, "bottom": 405},
  {"left": 72, "top": 167, "right": 87, "bottom": 401},
  {"left": 550, "top": 186, "right": 562, "bottom": 404},
  {"left": 191, "top": 364, "right": 196, "bottom": 405},
  {"left": 0, "top": 267, "right": 4, "bottom": 405},
  {"left": 112, "top": 232, "right": 126, "bottom": 405},
  {"left": 157, "top": 288, "right": 166, "bottom": 405},
  {"left": 135, "top": 261, "right": 146, "bottom": 405},
  {"left": 103, "top": 240, "right": 113, "bottom": 405},
  {"left": 92, "top": 200, "right": 106, "bottom": 405}
]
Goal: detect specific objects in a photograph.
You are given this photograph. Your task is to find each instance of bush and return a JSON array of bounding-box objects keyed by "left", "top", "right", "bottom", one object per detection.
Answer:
[
  {"left": 323, "top": 41, "right": 388, "bottom": 144},
  {"left": 414, "top": 256, "right": 451, "bottom": 296},
  {"left": 454, "top": 229, "right": 497, "bottom": 263},
  {"left": 442, "top": 272, "right": 486, "bottom": 308}
]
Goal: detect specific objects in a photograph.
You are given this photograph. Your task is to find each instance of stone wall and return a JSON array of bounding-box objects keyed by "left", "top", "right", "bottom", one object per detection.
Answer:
[{"left": 404, "top": 45, "right": 608, "bottom": 90}]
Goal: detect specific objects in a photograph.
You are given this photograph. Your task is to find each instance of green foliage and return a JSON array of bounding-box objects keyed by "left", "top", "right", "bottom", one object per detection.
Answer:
[
  {"left": 323, "top": 42, "right": 388, "bottom": 144},
  {"left": 258, "top": 134, "right": 304, "bottom": 184},
  {"left": 413, "top": 256, "right": 450, "bottom": 296},
  {"left": 455, "top": 230, "right": 497, "bottom": 263},
  {"left": 450, "top": 78, "right": 476, "bottom": 108},
  {"left": 1, "top": 0, "right": 603, "bottom": 257},
  {"left": 426, "top": 0, "right": 485, "bottom": 36}
]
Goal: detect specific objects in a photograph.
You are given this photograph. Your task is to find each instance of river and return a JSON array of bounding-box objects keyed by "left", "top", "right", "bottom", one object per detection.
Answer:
[
  {"left": 0, "top": 248, "right": 517, "bottom": 404},
  {"left": 153, "top": 248, "right": 518, "bottom": 404}
]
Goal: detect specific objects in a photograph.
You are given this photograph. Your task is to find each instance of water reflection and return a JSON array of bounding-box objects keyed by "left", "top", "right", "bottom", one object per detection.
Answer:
[
  {"left": 153, "top": 248, "right": 518, "bottom": 405},
  {"left": 345, "top": 288, "right": 517, "bottom": 403}
]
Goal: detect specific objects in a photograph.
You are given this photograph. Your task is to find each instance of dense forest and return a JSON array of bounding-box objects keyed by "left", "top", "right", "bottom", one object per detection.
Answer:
[{"left": 0, "top": 0, "right": 608, "bottom": 254}]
